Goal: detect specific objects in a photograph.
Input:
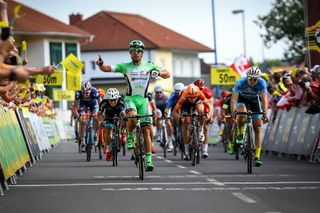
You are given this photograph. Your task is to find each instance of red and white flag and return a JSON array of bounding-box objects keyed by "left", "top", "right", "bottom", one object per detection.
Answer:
[{"left": 230, "top": 55, "right": 250, "bottom": 77}]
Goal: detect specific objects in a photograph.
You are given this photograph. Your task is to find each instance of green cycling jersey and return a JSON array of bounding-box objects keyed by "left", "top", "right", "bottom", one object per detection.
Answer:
[{"left": 113, "top": 60, "right": 161, "bottom": 97}]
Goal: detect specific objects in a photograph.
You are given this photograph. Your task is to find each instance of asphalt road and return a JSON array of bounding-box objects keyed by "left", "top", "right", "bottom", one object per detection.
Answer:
[{"left": 1, "top": 141, "right": 320, "bottom": 213}]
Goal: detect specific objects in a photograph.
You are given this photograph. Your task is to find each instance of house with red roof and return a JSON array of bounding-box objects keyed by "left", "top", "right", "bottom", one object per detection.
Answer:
[{"left": 70, "top": 11, "right": 213, "bottom": 91}]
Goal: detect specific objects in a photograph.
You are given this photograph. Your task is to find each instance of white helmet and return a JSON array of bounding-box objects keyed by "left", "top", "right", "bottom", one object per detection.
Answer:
[
  {"left": 174, "top": 82, "right": 184, "bottom": 91},
  {"left": 106, "top": 88, "right": 120, "bottom": 99},
  {"left": 154, "top": 85, "right": 164, "bottom": 93},
  {"left": 246, "top": 66, "right": 261, "bottom": 78},
  {"left": 81, "top": 81, "right": 92, "bottom": 92}
]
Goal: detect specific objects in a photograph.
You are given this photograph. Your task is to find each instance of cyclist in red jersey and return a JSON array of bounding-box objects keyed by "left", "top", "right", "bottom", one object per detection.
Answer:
[{"left": 193, "top": 79, "right": 214, "bottom": 158}]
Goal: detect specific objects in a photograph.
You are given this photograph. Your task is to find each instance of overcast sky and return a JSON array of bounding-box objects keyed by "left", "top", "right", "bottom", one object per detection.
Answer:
[{"left": 16, "top": 0, "right": 286, "bottom": 65}]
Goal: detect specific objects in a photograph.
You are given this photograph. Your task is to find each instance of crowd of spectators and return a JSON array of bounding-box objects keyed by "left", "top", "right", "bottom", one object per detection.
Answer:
[
  {"left": 0, "top": 0, "right": 56, "bottom": 117},
  {"left": 266, "top": 66, "right": 320, "bottom": 114}
]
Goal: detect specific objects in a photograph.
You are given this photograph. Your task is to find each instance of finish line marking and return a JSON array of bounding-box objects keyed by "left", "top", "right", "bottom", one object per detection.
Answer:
[
  {"left": 11, "top": 181, "right": 320, "bottom": 188},
  {"left": 101, "top": 186, "right": 320, "bottom": 192}
]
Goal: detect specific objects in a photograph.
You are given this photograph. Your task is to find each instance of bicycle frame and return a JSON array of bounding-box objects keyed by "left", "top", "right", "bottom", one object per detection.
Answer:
[
  {"left": 235, "top": 111, "right": 264, "bottom": 174},
  {"left": 182, "top": 113, "right": 203, "bottom": 166},
  {"left": 82, "top": 113, "right": 95, "bottom": 161},
  {"left": 160, "top": 117, "right": 171, "bottom": 158},
  {"left": 125, "top": 114, "right": 154, "bottom": 180}
]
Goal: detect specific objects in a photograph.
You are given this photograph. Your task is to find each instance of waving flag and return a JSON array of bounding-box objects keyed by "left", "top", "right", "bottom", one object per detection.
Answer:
[{"left": 230, "top": 55, "right": 250, "bottom": 77}]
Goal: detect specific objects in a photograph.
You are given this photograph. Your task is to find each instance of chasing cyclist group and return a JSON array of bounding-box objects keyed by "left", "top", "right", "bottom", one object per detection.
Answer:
[{"left": 70, "top": 40, "right": 269, "bottom": 172}]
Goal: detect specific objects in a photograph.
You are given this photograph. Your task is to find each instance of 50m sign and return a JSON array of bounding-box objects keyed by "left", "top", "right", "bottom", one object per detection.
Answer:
[
  {"left": 36, "top": 72, "right": 63, "bottom": 86},
  {"left": 211, "top": 68, "right": 240, "bottom": 85}
]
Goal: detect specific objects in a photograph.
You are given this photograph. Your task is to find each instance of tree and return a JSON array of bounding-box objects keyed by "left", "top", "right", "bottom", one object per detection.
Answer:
[{"left": 255, "top": 0, "right": 305, "bottom": 65}]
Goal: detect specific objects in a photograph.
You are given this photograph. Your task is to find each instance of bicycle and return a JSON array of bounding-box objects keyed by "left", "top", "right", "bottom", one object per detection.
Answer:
[
  {"left": 125, "top": 114, "right": 154, "bottom": 180},
  {"left": 173, "top": 124, "right": 184, "bottom": 159},
  {"left": 160, "top": 116, "right": 171, "bottom": 158},
  {"left": 182, "top": 113, "right": 203, "bottom": 166},
  {"left": 234, "top": 111, "right": 265, "bottom": 174},
  {"left": 82, "top": 112, "right": 97, "bottom": 162},
  {"left": 109, "top": 116, "right": 122, "bottom": 167}
]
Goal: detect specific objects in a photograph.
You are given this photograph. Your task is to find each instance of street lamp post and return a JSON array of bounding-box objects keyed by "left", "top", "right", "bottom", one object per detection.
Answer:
[{"left": 232, "top": 9, "right": 247, "bottom": 57}]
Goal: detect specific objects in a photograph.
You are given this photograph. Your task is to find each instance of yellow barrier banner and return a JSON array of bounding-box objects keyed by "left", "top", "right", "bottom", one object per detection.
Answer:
[
  {"left": 211, "top": 67, "right": 241, "bottom": 85},
  {"left": 22, "top": 107, "right": 30, "bottom": 118},
  {"left": 66, "top": 71, "right": 81, "bottom": 90},
  {"left": 61, "top": 53, "right": 84, "bottom": 75},
  {"left": 53, "top": 90, "right": 75, "bottom": 101},
  {"left": 35, "top": 71, "right": 63, "bottom": 86}
]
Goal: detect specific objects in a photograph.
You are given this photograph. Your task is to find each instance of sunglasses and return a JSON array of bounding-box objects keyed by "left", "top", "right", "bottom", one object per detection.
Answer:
[
  {"left": 156, "top": 91, "right": 163, "bottom": 94},
  {"left": 130, "top": 48, "right": 143, "bottom": 53},
  {"left": 188, "top": 96, "right": 197, "bottom": 100},
  {"left": 248, "top": 77, "right": 258, "bottom": 82},
  {"left": 108, "top": 99, "right": 117, "bottom": 103}
]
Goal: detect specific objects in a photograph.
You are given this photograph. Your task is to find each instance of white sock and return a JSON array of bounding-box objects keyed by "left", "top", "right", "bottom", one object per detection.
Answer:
[
  {"left": 202, "top": 144, "right": 208, "bottom": 152},
  {"left": 184, "top": 144, "right": 189, "bottom": 155}
]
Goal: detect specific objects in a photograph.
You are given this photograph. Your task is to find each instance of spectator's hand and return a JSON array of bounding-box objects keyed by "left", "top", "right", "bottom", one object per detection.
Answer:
[
  {"left": 262, "top": 113, "right": 269, "bottom": 124},
  {"left": 12, "top": 66, "right": 29, "bottom": 82},
  {"left": 43, "top": 65, "right": 56, "bottom": 75},
  {"left": 21, "top": 58, "right": 28, "bottom": 66}
]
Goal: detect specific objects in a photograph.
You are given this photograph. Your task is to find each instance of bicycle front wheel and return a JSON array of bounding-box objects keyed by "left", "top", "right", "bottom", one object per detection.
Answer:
[
  {"left": 246, "top": 126, "right": 254, "bottom": 174},
  {"left": 136, "top": 129, "right": 144, "bottom": 180},
  {"left": 162, "top": 126, "right": 167, "bottom": 158}
]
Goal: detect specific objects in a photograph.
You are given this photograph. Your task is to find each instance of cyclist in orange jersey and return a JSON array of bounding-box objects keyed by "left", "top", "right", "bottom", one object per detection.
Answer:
[{"left": 173, "top": 84, "right": 213, "bottom": 160}]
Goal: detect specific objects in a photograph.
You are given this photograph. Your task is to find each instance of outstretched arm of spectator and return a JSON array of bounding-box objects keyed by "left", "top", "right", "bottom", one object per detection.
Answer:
[
  {"left": 306, "top": 86, "right": 320, "bottom": 102},
  {"left": 4, "top": 64, "right": 56, "bottom": 76}
]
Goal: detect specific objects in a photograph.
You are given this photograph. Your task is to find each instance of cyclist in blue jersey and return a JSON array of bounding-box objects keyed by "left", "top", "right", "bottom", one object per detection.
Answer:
[
  {"left": 153, "top": 85, "right": 173, "bottom": 150},
  {"left": 230, "top": 66, "right": 269, "bottom": 167},
  {"left": 165, "top": 82, "right": 185, "bottom": 128},
  {"left": 74, "top": 81, "right": 100, "bottom": 151}
]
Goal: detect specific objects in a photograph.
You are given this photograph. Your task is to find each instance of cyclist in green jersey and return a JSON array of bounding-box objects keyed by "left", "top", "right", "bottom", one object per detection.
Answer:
[{"left": 96, "top": 40, "right": 170, "bottom": 171}]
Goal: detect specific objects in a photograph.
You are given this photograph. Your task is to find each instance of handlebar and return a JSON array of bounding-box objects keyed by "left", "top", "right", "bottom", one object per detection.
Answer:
[
  {"left": 125, "top": 114, "right": 154, "bottom": 120},
  {"left": 234, "top": 111, "right": 265, "bottom": 116}
]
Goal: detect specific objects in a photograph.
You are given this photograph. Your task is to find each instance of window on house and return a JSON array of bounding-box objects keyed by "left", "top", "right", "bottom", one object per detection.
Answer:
[
  {"left": 160, "top": 59, "right": 165, "bottom": 68},
  {"left": 49, "top": 42, "right": 62, "bottom": 65},
  {"left": 65, "top": 43, "right": 77, "bottom": 57},
  {"left": 91, "top": 61, "right": 96, "bottom": 71}
]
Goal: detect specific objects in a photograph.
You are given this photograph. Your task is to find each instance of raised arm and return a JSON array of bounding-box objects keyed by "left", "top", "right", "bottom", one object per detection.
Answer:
[{"left": 96, "top": 56, "right": 113, "bottom": 72}]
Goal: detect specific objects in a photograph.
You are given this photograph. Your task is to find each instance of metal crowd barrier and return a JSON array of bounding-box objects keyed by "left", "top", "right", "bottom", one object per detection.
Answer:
[
  {"left": 0, "top": 107, "right": 70, "bottom": 196},
  {"left": 263, "top": 107, "right": 320, "bottom": 160}
]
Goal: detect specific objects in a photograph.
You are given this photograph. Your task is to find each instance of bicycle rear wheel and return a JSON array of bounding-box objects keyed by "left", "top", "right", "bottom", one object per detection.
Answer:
[{"left": 246, "top": 126, "right": 254, "bottom": 174}]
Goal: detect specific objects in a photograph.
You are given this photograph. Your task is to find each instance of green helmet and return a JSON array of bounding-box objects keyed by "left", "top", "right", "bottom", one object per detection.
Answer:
[{"left": 129, "top": 40, "right": 145, "bottom": 51}]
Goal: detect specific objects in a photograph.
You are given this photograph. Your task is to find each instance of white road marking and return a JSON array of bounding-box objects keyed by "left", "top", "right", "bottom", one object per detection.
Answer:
[
  {"left": 156, "top": 156, "right": 163, "bottom": 159},
  {"left": 207, "top": 178, "right": 225, "bottom": 186},
  {"left": 232, "top": 192, "right": 257, "bottom": 204},
  {"left": 165, "top": 160, "right": 173, "bottom": 163},
  {"left": 12, "top": 181, "right": 320, "bottom": 188},
  {"left": 266, "top": 212, "right": 282, "bottom": 213},
  {"left": 176, "top": 165, "right": 186, "bottom": 169},
  {"left": 93, "top": 176, "right": 105, "bottom": 179},
  {"left": 189, "top": 170, "right": 202, "bottom": 175},
  {"left": 100, "top": 186, "right": 320, "bottom": 192},
  {"left": 96, "top": 174, "right": 294, "bottom": 179},
  {"left": 224, "top": 181, "right": 320, "bottom": 185}
]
